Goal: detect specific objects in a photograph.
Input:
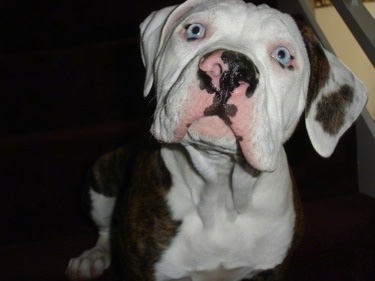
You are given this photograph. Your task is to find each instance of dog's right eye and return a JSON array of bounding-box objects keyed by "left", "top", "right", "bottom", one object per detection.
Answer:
[{"left": 185, "top": 23, "right": 205, "bottom": 41}]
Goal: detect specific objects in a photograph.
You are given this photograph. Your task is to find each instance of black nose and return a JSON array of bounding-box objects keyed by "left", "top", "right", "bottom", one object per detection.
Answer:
[
  {"left": 198, "top": 50, "right": 259, "bottom": 126},
  {"left": 220, "top": 50, "right": 259, "bottom": 98},
  {"left": 198, "top": 50, "right": 259, "bottom": 100}
]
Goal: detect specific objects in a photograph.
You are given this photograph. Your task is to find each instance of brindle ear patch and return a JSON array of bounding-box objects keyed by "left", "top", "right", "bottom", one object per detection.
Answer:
[
  {"left": 315, "top": 84, "right": 354, "bottom": 135},
  {"left": 295, "top": 20, "right": 330, "bottom": 115}
]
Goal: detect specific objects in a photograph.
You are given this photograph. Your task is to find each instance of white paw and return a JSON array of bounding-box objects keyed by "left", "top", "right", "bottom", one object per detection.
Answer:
[{"left": 65, "top": 246, "right": 111, "bottom": 280}]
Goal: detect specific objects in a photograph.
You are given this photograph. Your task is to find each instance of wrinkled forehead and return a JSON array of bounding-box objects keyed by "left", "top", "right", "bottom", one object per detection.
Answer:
[{"left": 179, "top": 2, "right": 302, "bottom": 45}]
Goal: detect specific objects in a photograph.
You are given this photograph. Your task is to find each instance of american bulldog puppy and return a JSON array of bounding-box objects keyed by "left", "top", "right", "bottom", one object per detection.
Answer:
[{"left": 66, "top": 0, "right": 367, "bottom": 280}]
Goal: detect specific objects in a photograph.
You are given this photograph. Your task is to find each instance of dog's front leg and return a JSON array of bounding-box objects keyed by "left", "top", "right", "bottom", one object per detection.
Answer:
[
  {"left": 66, "top": 147, "right": 131, "bottom": 280},
  {"left": 65, "top": 190, "right": 115, "bottom": 280}
]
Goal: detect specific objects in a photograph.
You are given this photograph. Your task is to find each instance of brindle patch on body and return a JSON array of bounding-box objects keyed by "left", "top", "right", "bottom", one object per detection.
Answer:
[
  {"left": 112, "top": 149, "right": 181, "bottom": 280},
  {"left": 109, "top": 150, "right": 302, "bottom": 281},
  {"left": 89, "top": 147, "right": 132, "bottom": 197}
]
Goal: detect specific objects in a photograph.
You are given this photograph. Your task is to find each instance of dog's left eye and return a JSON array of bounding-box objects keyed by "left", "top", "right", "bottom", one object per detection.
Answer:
[
  {"left": 185, "top": 23, "right": 205, "bottom": 41},
  {"left": 272, "top": 46, "right": 293, "bottom": 68}
]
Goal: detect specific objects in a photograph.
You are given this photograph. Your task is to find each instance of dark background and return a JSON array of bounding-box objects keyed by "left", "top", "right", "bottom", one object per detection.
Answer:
[
  {"left": 1, "top": 1, "right": 374, "bottom": 280},
  {"left": 0, "top": 0, "right": 277, "bottom": 54}
]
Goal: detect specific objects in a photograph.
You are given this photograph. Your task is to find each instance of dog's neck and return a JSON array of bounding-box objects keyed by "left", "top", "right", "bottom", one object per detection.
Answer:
[{"left": 160, "top": 143, "right": 289, "bottom": 229}]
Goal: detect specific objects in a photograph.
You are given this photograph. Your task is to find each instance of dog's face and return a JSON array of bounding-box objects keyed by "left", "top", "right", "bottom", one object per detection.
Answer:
[{"left": 141, "top": 0, "right": 367, "bottom": 171}]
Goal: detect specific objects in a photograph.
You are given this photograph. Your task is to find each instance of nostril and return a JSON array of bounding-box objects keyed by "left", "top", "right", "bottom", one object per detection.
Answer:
[
  {"left": 199, "top": 50, "right": 227, "bottom": 77},
  {"left": 199, "top": 60, "right": 224, "bottom": 77},
  {"left": 198, "top": 50, "right": 234, "bottom": 94},
  {"left": 211, "top": 63, "right": 223, "bottom": 77}
]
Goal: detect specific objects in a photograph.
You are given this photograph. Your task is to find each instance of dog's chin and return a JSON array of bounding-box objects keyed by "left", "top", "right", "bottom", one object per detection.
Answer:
[{"left": 181, "top": 116, "right": 239, "bottom": 156}]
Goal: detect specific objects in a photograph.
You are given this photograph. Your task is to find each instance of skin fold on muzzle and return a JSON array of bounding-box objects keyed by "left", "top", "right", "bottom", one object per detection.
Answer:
[{"left": 197, "top": 50, "right": 259, "bottom": 127}]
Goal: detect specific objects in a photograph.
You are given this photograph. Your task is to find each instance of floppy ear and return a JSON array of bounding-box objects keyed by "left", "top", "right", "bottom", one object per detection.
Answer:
[
  {"left": 140, "top": 0, "right": 204, "bottom": 97},
  {"left": 297, "top": 21, "right": 367, "bottom": 157},
  {"left": 140, "top": 6, "right": 177, "bottom": 97}
]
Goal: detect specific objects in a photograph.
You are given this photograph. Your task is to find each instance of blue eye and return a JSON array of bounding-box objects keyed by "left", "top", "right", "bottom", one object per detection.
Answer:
[
  {"left": 185, "top": 23, "right": 205, "bottom": 41},
  {"left": 272, "top": 46, "right": 293, "bottom": 68}
]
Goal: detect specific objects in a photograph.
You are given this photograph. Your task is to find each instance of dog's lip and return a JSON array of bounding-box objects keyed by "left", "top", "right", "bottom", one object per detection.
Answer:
[
  {"left": 181, "top": 116, "right": 242, "bottom": 147},
  {"left": 189, "top": 116, "right": 233, "bottom": 135}
]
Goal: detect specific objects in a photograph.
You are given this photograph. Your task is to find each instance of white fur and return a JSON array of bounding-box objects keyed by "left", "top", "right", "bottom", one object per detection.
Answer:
[
  {"left": 65, "top": 189, "right": 116, "bottom": 280},
  {"left": 66, "top": 1, "right": 367, "bottom": 280},
  {"left": 305, "top": 50, "right": 368, "bottom": 157},
  {"left": 140, "top": 0, "right": 366, "bottom": 171},
  {"left": 140, "top": 0, "right": 366, "bottom": 280},
  {"left": 141, "top": 0, "right": 310, "bottom": 171},
  {"left": 154, "top": 146, "right": 295, "bottom": 280}
]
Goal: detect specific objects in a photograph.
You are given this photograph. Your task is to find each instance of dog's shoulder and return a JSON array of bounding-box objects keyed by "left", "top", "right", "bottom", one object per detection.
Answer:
[{"left": 87, "top": 138, "right": 162, "bottom": 197}]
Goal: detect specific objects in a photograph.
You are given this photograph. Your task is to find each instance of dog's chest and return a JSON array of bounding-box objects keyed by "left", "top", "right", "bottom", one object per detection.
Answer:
[
  {"left": 155, "top": 203, "right": 293, "bottom": 281},
  {"left": 153, "top": 148, "right": 294, "bottom": 281},
  {"left": 154, "top": 216, "right": 256, "bottom": 280}
]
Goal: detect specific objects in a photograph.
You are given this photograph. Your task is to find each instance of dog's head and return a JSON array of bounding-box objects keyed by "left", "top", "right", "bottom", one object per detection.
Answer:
[{"left": 140, "top": 0, "right": 367, "bottom": 171}]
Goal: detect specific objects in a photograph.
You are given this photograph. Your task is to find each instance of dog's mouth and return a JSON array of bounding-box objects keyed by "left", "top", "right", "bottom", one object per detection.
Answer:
[{"left": 161, "top": 49, "right": 268, "bottom": 168}]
